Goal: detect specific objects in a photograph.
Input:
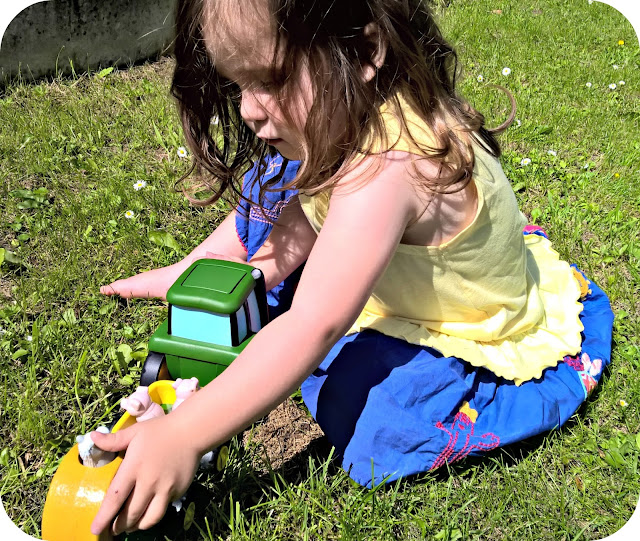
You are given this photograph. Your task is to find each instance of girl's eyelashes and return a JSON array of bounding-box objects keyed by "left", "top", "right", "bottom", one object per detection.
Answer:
[
  {"left": 246, "top": 68, "right": 286, "bottom": 92},
  {"left": 220, "top": 77, "right": 275, "bottom": 95},
  {"left": 245, "top": 70, "right": 284, "bottom": 92},
  {"left": 256, "top": 79, "right": 279, "bottom": 92},
  {"left": 241, "top": 78, "right": 282, "bottom": 97},
  {"left": 216, "top": 68, "right": 286, "bottom": 103}
]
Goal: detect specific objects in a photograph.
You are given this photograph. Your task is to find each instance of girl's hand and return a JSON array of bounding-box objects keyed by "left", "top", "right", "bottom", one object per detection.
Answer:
[{"left": 89, "top": 415, "right": 201, "bottom": 536}]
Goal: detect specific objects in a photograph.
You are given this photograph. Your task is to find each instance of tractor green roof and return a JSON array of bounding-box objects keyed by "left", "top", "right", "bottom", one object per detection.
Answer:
[{"left": 167, "top": 259, "right": 257, "bottom": 314}]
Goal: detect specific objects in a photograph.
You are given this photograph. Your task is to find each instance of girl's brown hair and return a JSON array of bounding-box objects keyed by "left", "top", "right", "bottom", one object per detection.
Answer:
[{"left": 171, "top": 0, "right": 506, "bottom": 211}]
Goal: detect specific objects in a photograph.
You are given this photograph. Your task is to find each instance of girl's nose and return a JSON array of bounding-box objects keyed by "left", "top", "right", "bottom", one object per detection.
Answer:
[{"left": 240, "top": 89, "right": 268, "bottom": 124}]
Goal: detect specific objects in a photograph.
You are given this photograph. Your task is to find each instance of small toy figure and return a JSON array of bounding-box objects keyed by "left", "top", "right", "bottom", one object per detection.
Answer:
[
  {"left": 76, "top": 426, "right": 117, "bottom": 468},
  {"left": 171, "top": 495, "right": 187, "bottom": 512},
  {"left": 172, "top": 377, "right": 200, "bottom": 410},
  {"left": 199, "top": 450, "right": 215, "bottom": 469},
  {"left": 120, "top": 386, "right": 166, "bottom": 421}
]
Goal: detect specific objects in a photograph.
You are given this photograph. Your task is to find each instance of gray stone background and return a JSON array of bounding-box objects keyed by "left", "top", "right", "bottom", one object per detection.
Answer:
[{"left": 1, "top": 0, "right": 177, "bottom": 82}]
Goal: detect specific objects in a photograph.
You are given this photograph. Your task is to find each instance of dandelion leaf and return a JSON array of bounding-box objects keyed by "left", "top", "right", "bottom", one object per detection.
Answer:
[{"left": 149, "top": 231, "right": 181, "bottom": 253}]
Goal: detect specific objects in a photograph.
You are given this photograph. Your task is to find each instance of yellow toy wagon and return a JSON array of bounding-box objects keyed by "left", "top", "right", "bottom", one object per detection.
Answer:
[{"left": 41, "top": 380, "right": 225, "bottom": 541}]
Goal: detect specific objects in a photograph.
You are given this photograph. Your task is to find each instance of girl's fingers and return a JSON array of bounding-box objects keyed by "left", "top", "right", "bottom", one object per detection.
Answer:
[
  {"left": 90, "top": 425, "right": 145, "bottom": 534},
  {"left": 90, "top": 468, "right": 136, "bottom": 535},
  {"left": 133, "top": 493, "right": 171, "bottom": 531},
  {"left": 112, "top": 485, "right": 152, "bottom": 536},
  {"left": 90, "top": 424, "right": 139, "bottom": 453}
]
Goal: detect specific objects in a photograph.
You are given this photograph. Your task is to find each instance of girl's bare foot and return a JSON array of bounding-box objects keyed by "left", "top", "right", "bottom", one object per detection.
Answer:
[{"left": 100, "top": 265, "right": 184, "bottom": 300}]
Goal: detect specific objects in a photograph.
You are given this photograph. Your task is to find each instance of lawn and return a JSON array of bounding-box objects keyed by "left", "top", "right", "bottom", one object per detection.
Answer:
[{"left": 1, "top": 0, "right": 639, "bottom": 539}]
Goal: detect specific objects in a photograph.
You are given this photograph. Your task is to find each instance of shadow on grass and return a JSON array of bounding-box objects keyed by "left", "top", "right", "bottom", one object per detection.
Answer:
[{"left": 143, "top": 434, "right": 339, "bottom": 541}]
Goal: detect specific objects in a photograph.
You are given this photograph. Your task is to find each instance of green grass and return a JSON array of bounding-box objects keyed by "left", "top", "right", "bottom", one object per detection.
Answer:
[{"left": 1, "top": 0, "right": 639, "bottom": 539}]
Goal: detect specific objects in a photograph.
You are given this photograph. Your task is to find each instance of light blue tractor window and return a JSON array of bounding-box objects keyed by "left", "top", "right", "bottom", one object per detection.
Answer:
[{"left": 171, "top": 306, "right": 233, "bottom": 346}]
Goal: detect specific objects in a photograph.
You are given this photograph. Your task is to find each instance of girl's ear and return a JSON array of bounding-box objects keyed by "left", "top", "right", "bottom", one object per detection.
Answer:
[{"left": 360, "top": 22, "right": 388, "bottom": 83}]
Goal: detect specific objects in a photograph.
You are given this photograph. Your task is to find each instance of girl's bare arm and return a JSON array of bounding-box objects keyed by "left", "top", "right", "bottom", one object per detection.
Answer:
[{"left": 205, "top": 197, "right": 316, "bottom": 291}]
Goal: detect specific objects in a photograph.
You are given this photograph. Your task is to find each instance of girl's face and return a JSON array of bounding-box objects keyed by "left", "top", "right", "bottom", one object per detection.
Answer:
[{"left": 202, "top": 1, "right": 313, "bottom": 161}]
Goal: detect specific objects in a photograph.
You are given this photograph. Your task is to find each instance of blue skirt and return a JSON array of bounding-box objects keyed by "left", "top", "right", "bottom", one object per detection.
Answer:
[{"left": 301, "top": 268, "right": 614, "bottom": 487}]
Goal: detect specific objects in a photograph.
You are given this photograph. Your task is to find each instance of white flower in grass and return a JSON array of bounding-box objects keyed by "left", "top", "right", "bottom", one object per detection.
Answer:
[
  {"left": 26, "top": 335, "right": 33, "bottom": 342},
  {"left": 583, "top": 163, "right": 590, "bottom": 170},
  {"left": 177, "top": 146, "right": 188, "bottom": 158},
  {"left": 609, "top": 83, "right": 617, "bottom": 90},
  {"left": 515, "top": 118, "right": 522, "bottom": 128},
  {"left": 133, "top": 180, "right": 147, "bottom": 191},
  {"left": 477, "top": 74, "right": 484, "bottom": 82},
  {"left": 547, "top": 150, "right": 557, "bottom": 157},
  {"left": 618, "top": 399, "right": 628, "bottom": 408},
  {"left": 124, "top": 210, "right": 135, "bottom": 219},
  {"left": 619, "top": 80, "right": 625, "bottom": 86},
  {"left": 613, "top": 64, "right": 619, "bottom": 70},
  {"left": 585, "top": 82, "right": 592, "bottom": 88},
  {"left": 501, "top": 67, "right": 511, "bottom": 76},
  {"left": 521, "top": 158, "right": 532, "bottom": 166}
]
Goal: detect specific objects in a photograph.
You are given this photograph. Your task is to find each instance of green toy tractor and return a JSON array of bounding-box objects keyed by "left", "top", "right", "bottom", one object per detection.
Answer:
[{"left": 140, "top": 259, "right": 268, "bottom": 387}]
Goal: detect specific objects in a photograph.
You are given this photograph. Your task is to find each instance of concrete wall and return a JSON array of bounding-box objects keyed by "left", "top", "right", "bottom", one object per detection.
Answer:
[{"left": 1, "top": 0, "right": 177, "bottom": 82}]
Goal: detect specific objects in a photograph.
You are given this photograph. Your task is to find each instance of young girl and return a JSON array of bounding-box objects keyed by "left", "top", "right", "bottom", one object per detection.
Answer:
[{"left": 91, "top": 0, "right": 614, "bottom": 535}]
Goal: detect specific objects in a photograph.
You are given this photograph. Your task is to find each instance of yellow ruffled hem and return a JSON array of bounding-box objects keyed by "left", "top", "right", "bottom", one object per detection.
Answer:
[{"left": 348, "top": 235, "right": 585, "bottom": 385}]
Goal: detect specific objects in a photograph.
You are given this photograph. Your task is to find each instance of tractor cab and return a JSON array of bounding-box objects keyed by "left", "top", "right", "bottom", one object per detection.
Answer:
[{"left": 141, "top": 259, "right": 268, "bottom": 386}]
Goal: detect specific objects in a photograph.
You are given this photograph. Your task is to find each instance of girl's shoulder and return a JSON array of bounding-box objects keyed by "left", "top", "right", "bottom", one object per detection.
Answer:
[{"left": 299, "top": 149, "right": 423, "bottom": 234}]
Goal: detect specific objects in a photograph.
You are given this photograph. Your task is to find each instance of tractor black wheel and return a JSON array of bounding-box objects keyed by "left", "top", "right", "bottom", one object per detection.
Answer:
[{"left": 140, "top": 351, "right": 169, "bottom": 386}]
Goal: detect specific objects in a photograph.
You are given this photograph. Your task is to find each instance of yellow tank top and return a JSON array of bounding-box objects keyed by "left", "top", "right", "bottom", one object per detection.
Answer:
[{"left": 299, "top": 96, "right": 583, "bottom": 384}]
